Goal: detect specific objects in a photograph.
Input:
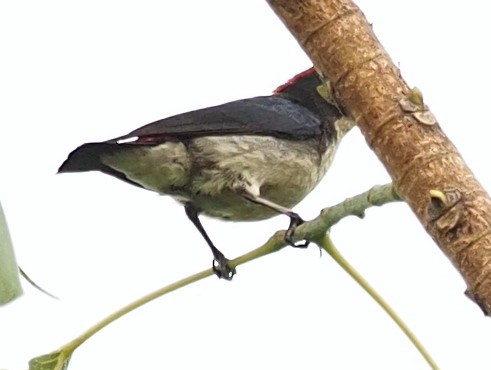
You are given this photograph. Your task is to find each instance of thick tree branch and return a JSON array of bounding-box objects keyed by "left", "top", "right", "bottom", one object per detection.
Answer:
[{"left": 266, "top": 0, "right": 491, "bottom": 314}]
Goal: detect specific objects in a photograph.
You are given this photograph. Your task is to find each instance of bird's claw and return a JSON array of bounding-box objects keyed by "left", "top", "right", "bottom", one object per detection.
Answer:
[
  {"left": 284, "top": 211, "right": 310, "bottom": 248},
  {"left": 212, "top": 253, "right": 236, "bottom": 280}
]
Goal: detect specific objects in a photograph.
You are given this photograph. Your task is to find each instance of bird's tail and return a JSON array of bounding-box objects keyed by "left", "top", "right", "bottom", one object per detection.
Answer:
[{"left": 58, "top": 143, "right": 119, "bottom": 173}]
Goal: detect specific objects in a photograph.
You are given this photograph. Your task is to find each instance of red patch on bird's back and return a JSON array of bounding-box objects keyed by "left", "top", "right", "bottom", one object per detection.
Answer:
[
  {"left": 135, "top": 134, "right": 178, "bottom": 143},
  {"left": 273, "top": 67, "right": 316, "bottom": 93}
]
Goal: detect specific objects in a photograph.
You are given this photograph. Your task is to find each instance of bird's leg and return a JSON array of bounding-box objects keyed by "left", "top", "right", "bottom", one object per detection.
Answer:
[
  {"left": 238, "top": 186, "right": 309, "bottom": 248},
  {"left": 184, "top": 202, "right": 236, "bottom": 280}
]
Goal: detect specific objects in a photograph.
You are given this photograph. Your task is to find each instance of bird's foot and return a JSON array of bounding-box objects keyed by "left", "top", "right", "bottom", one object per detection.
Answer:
[
  {"left": 284, "top": 211, "right": 310, "bottom": 248},
  {"left": 212, "top": 250, "right": 236, "bottom": 280}
]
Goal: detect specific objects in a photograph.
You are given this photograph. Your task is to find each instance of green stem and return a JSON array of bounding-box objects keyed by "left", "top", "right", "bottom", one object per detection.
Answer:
[
  {"left": 29, "top": 183, "right": 409, "bottom": 369},
  {"left": 59, "top": 235, "right": 285, "bottom": 355},
  {"left": 61, "top": 269, "right": 212, "bottom": 353},
  {"left": 318, "top": 234, "right": 439, "bottom": 370}
]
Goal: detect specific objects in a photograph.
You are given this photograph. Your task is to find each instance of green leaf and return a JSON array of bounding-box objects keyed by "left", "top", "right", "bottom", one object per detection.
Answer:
[
  {"left": 0, "top": 201, "right": 22, "bottom": 304},
  {"left": 29, "top": 351, "right": 71, "bottom": 370}
]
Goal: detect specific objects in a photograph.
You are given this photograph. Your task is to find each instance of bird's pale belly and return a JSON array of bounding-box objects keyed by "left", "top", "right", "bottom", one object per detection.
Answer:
[
  {"left": 102, "top": 135, "right": 336, "bottom": 221},
  {"left": 180, "top": 184, "right": 307, "bottom": 221},
  {"left": 176, "top": 135, "right": 336, "bottom": 221}
]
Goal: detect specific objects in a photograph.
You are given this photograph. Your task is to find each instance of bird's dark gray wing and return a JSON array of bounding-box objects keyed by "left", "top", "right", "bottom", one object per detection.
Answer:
[
  {"left": 58, "top": 95, "right": 329, "bottom": 175},
  {"left": 110, "top": 95, "right": 324, "bottom": 144}
]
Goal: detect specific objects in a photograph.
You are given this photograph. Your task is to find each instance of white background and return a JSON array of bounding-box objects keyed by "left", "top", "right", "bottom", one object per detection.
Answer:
[{"left": 1, "top": 1, "right": 490, "bottom": 369}]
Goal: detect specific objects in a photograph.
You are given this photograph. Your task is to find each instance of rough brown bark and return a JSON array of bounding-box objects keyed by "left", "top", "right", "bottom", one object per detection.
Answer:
[{"left": 266, "top": 0, "right": 491, "bottom": 315}]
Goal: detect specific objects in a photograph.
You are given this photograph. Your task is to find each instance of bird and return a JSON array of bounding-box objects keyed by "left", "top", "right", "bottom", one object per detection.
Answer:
[{"left": 58, "top": 67, "right": 353, "bottom": 280}]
